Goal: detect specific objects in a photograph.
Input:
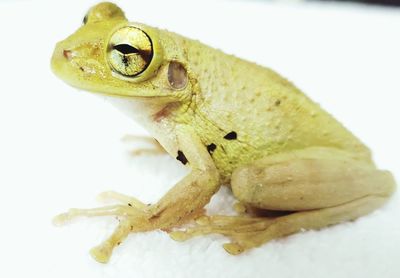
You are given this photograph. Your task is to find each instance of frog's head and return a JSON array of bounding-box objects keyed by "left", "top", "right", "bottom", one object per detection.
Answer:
[{"left": 51, "top": 2, "right": 192, "bottom": 103}]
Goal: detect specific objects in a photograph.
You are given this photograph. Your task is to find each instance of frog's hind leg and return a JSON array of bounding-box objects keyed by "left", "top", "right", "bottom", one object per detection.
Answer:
[
  {"left": 174, "top": 195, "right": 389, "bottom": 255},
  {"left": 172, "top": 147, "right": 396, "bottom": 255}
]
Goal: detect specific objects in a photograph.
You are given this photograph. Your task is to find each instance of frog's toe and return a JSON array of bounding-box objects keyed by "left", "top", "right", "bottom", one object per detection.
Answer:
[
  {"left": 223, "top": 243, "right": 244, "bottom": 255},
  {"left": 233, "top": 202, "right": 248, "bottom": 214},
  {"left": 169, "top": 221, "right": 249, "bottom": 255},
  {"left": 89, "top": 219, "right": 135, "bottom": 263},
  {"left": 97, "top": 190, "right": 148, "bottom": 209},
  {"left": 169, "top": 215, "right": 274, "bottom": 243},
  {"left": 90, "top": 242, "right": 113, "bottom": 264},
  {"left": 169, "top": 230, "right": 193, "bottom": 241},
  {"left": 52, "top": 204, "right": 148, "bottom": 228},
  {"left": 52, "top": 212, "right": 71, "bottom": 226}
]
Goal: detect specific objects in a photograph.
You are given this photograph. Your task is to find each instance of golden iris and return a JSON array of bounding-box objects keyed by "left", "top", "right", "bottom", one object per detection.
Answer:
[{"left": 108, "top": 26, "right": 153, "bottom": 77}]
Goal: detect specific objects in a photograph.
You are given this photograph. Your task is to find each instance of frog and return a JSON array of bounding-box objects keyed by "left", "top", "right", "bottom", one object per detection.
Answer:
[{"left": 51, "top": 2, "right": 396, "bottom": 263}]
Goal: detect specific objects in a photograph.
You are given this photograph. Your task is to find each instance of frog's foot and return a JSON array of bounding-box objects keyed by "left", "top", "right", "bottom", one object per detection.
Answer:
[
  {"left": 122, "top": 135, "right": 166, "bottom": 156},
  {"left": 171, "top": 195, "right": 389, "bottom": 255},
  {"left": 170, "top": 215, "right": 274, "bottom": 254},
  {"left": 53, "top": 201, "right": 157, "bottom": 263},
  {"left": 53, "top": 190, "right": 204, "bottom": 263},
  {"left": 54, "top": 190, "right": 151, "bottom": 227}
]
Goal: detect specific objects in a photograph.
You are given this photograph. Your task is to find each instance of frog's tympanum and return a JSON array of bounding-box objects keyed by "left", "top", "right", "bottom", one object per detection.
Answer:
[{"left": 51, "top": 2, "right": 396, "bottom": 263}]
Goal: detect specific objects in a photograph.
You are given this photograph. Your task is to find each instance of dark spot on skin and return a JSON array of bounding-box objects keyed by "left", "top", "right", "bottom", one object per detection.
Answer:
[
  {"left": 275, "top": 99, "right": 281, "bottom": 106},
  {"left": 130, "top": 226, "right": 133, "bottom": 230},
  {"left": 176, "top": 150, "right": 188, "bottom": 165},
  {"left": 79, "top": 66, "right": 84, "bottom": 72},
  {"left": 224, "top": 131, "right": 237, "bottom": 140},
  {"left": 117, "top": 242, "right": 121, "bottom": 246},
  {"left": 83, "top": 14, "right": 88, "bottom": 25},
  {"left": 128, "top": 203, "right": 132, "bottom": 207},
  {"left": 207, "top": 143, "right": 217, "bottom": 155}
]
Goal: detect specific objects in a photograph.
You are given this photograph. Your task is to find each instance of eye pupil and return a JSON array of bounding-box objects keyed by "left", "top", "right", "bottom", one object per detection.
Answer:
[{"left": 113, "top": 44, "right": 139, "bottom": 55}]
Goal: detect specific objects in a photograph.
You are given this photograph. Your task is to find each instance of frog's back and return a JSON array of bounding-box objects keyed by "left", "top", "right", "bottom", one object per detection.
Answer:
[{"left": 183, "top": 39, "right": 372, "bottom": 179}]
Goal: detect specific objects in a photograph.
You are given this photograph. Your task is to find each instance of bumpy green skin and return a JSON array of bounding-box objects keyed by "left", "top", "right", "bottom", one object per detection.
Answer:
[
  {"left": 51, "top": 2, "right": 395, "bottom": 262},
  {"left": 182, "top": 41, "right": 373, "bottom": 180}
]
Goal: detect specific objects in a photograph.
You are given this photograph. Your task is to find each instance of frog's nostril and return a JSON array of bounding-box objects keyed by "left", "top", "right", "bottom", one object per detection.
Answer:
[{"left": 63, "top": 49, "right": 73, "bottom": 60}]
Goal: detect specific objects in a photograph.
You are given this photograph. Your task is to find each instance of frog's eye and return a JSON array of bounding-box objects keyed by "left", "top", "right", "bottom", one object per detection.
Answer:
[
  {"left": 83, "top": 3, "right": 126, "bottom": 25},
  {"left": 108, "top": 26, "right": 153, "bottom": 78}
]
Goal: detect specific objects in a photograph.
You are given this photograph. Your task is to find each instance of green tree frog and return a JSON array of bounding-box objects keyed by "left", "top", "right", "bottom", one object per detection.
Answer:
[{"left": 51, "top": 2, "right": 396, "bottom": 263}]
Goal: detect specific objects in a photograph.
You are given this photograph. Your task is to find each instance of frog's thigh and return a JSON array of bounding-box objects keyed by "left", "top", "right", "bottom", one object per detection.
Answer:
[
  {"left": 231, "top": 147, "right": 395, "bottom": 211},
  {"left": 221, "top": 147, "right": 396, "bottom": 253}
]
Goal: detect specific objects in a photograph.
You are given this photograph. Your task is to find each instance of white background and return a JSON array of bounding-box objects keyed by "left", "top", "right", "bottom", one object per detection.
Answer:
[{"left": 0, "top": 0, "right": 399, "bottom": 277}]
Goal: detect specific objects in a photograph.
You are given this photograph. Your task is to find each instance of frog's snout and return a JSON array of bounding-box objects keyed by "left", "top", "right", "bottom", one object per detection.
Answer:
[
  {"left": 51, "top": 42, "right": 70, "bottom": 76},
  {"left": 51, "top": 43, "right": 65, "bottom": 73}
]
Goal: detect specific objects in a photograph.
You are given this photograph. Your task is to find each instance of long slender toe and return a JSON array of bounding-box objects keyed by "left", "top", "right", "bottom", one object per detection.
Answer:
[
  {"left": 90, "top": 243, "right": 113, "bottom": 264},
  {"left": 223, "top": 243, "right": 244, "bottom": 255}
]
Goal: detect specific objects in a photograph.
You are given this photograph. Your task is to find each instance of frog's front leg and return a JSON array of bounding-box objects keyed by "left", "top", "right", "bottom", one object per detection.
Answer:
[
  {"left": 172, "top": 147, "right": 396, "bottom": 254},
  {"left": 54, "top": 125, "right": 220, "bottom": 263}
]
